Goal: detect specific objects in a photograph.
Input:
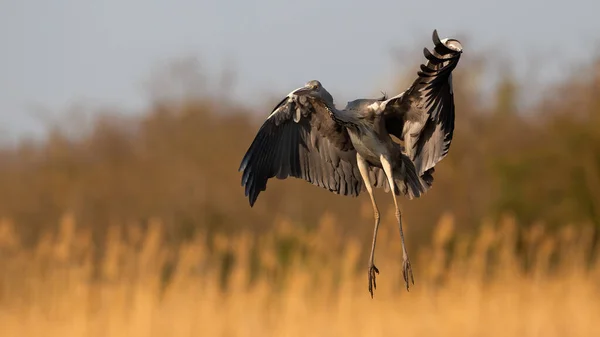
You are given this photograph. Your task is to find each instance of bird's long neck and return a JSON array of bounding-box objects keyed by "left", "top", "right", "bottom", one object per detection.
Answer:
[
  {"left": 316, "top": 89, "right": 356, "bottom": 128},
  {"left": 325, "top": 105, "right": 357, "bottom": 129}
]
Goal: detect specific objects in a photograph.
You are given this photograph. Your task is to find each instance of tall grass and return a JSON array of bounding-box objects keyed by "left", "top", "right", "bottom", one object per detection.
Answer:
[{"left": 0, "top": 206, "right": 599, "bottom": 337}]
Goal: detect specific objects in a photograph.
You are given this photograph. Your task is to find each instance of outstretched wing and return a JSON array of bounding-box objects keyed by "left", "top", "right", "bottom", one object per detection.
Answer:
[
  {"left": 382, "top": 29, "right": 463, "bottom": 176},
  {"left": 239, "top": 90, "right": 364, "bottom": 206}
]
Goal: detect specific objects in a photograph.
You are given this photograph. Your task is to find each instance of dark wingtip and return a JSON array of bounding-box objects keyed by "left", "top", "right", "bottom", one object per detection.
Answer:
[
  {"left": 432, "top": 29, "right": 463, "bottom": 54},
  {"left": 424, "top": 46, "right": 459, "bottom": 63},
  {"left": 432, "top": 29, "right": 441, "bottom": 46},
  {"left": 423, "top": 47, "right": 435, "bottom": 62}
]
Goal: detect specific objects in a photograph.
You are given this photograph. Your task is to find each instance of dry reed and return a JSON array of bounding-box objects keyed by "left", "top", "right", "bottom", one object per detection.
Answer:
[{"left": 0, "top": 206, "right": 598, "bottom": 337}]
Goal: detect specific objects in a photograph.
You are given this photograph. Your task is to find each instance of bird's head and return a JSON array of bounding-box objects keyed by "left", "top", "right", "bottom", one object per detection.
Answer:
[{"left": 293, "top": 80, "right": 334, "bottom": 105}]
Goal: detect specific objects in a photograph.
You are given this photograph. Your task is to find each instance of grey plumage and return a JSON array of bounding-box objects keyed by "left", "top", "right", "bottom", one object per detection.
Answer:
[
  {"left": 239, "top": 89, "right": 364, "bottom": 203},
  {"left": 239, "top": 29, "right": 463, "bottom": 297}
]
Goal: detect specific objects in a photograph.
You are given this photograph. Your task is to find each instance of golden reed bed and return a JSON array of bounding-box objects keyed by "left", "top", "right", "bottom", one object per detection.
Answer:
[{"left": 0, "top": 207, "right": 598, "bottom": 337}]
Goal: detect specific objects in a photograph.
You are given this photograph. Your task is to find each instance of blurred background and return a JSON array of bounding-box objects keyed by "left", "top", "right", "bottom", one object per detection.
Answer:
[{"left": 1, "top": 1, "right": 600, "bottom": 336}]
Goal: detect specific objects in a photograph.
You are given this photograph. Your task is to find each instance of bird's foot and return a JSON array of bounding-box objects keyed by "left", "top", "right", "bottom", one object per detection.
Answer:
[
  {"left": 402, "top": 257, "right": 415, "bottom": 291},
  {"left": 368, "top": 264, "right": 379, "bottom": 298}
]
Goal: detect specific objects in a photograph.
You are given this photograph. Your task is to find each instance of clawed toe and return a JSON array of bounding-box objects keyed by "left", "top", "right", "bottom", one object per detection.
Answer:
[
  {"left": 368, "top": 264, "right": 379, "bottom": 298},
  {"left": 402, "top": 258, "right": 414, "bottom": 291}
]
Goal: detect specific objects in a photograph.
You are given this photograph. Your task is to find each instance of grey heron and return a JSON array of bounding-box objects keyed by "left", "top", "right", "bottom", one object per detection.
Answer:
[{"left": 239, "top": 29, "right": 463, "bottom": 297}]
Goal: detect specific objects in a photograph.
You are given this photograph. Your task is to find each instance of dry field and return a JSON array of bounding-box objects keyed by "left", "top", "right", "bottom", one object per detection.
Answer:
[{"left": 0, "top": 206, "right": 598, "bottom": 337}]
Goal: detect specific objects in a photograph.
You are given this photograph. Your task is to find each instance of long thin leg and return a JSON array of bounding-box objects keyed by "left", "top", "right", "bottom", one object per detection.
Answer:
[
  {"left": 356, "top": 153, "right": 380, "bottom": 298},
  {"left": 380, "top": 155, "right": 415, "bottom": 291}
]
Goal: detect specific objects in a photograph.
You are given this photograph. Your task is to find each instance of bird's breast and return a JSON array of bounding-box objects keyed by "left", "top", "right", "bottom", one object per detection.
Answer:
[{"left": 347, "top": 128, "right": 387, "bottom": 164}]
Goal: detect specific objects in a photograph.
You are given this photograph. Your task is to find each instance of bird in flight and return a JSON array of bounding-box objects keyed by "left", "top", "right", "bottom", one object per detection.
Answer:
[{"left": 239, "top": 29, "right": 463, "bottom": 297}]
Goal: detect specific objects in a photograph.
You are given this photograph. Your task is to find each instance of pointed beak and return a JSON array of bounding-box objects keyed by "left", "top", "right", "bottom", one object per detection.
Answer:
[{"left": 293, "top": 86, "right": 313, "bottom": 96}]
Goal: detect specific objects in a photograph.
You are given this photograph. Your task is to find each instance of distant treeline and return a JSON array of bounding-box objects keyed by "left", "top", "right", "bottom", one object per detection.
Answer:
[{"left": 1, "top": 53, "right": 600, "bottom": 250}]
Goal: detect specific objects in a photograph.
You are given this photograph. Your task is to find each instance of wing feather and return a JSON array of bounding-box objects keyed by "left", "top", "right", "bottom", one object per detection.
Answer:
[
  {"left": 239, "top": 92, "right": 363, "bottom": 206},
  {"left": 382, "top": 29, "right": 462, "bottom": 177}
]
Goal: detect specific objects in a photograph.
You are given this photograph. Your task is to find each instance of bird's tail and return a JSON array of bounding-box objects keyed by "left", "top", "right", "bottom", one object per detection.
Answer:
[{"left": 394, "top": 154, "right": 434, "bottom": 199}]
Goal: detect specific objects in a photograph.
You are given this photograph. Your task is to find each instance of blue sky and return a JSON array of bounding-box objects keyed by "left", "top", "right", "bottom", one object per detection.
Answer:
[{"left": 1, "top": 0, "right": 599, "bottom": 143}]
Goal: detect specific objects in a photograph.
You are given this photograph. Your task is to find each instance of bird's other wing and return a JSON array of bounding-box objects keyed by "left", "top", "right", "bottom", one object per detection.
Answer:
[
  {"left": 239, "top": 89, "right": 363, "bottom": 206},
  {"left": 381, "top": 29, "right": 463, "bottom": 176}
]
